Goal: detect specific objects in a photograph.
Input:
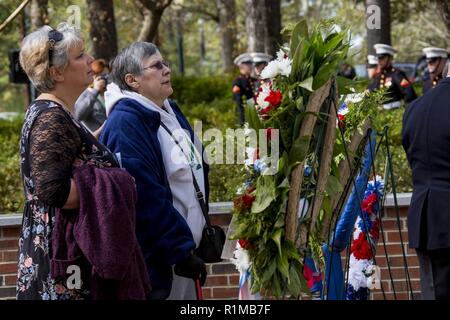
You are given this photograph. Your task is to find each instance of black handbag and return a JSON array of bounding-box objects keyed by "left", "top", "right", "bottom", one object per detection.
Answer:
[
  {"left": 191, "top": 176, "right": 225, "bottom": 263},
  {"left": 159, "top": 122, "right": 225, "bottom": 263}
]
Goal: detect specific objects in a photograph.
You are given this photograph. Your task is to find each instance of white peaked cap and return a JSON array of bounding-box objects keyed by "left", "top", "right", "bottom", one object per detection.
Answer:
[
  {"left": 374, "top": 43, "right": 396, "bottom": 56},
  {"left": 249, "top": 52, "right": 273, "bottom": 64},
  {"left": 422, "top": 47, "right": 448, "bottom": 59},
  {"left": 367, "top": 55, "right": 378, "bottom": 65},
  {"left": 233, "top": 53, "right": 253, "bottom": 66}
]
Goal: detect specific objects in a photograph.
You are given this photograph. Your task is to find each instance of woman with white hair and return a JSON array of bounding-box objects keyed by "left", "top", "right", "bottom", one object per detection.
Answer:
[
  {"left": 16, "top": 23, "right": 149, "bottom": 300},
  {"left": 100, "top": 42, "right": 208, "bottom": 300}
]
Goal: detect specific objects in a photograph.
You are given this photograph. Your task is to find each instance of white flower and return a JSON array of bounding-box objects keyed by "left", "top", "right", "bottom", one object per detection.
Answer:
[
  {"left": 261, "top": 60, "right": 280, "bottom": 79},
  {"left": 348, "top": 255, "right": 371, "bottom": 291},
  {"left": 244, "top": 147, "right": 257, "bottom": 167},
  {"left": 256, "top": 92, "right": 270, "bottom": 109},
  {"left": 231, "top": 242, "right": 251, "bottom": 274},
  {"left": 278, "top": 57, "right": 292, "bottom": 77},
  {"left": 255, "top": 82, "right": 271, "bottom": 109},
  {"left": 276, "top": 49, "right": 286, "bottom": 61}
]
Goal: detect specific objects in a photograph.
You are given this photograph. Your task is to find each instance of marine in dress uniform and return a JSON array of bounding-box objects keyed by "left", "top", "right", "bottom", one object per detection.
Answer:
[
  {"left": 422, "top": 47, "right": 448, "bottom": 94},
  {"left": 366, "top": 55, "right": 379, "bottom": 80},
  {"left": 402, "top": 68, "right": 450, "bottom": 300},
  {"left": 367, "top": 44, "right": 417, "bottom": 110},
  {"left": 232, "top": 53, "right": 256, "bottom": 126},
  {"left": 249, "top": 52, "right": 272, "bottom": 95}
]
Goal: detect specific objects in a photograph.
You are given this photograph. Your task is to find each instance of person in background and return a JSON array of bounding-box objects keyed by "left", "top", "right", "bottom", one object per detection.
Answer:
[
  {"left": 402, "top": 65, "right": 450, "bottom": 300},
  {"left": 74, "top": 58, "right": 109, "bottom": 133},
  {"left": 232, "top": 53, "right": 256, "bottom": 126},
  {"left": 366, "top": 55, "right": 379, "bottom": 80},
  {"left": 368, "top": 43, "right": 417, "bottom": 110},
  {"left": 338, "top": 62, "right": 356, "bottom": 80},
  {"left": 421, "top": 47, "right": 448, "bottom": 94},
  {"left": 100, "top": 42, "right": 208, "bottom": 300},
  {"left": 249, "top": 52, "right": 272, "bottom": 94}
]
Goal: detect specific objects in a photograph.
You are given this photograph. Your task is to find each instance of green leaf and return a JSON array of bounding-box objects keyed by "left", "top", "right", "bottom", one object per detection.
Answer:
[
  {"left": 295, "top": 95, "right": 304, "bottom": 111},
  {"left": 277, "top": 254, "right": 290, "bottom": 279},
  {"left": 262, "top": 259, "right": 277, "bottom": 284},
  {"left": 292, "top": 113, "right": 303, "bottom": 140},
  {"left": 312, "top": 61, "right": 338, "bottom": 90},
  {"left": 288, "top": 135, "right": 310, "bottom": 167},
  {"left": 274, "top": 213, "right": 285, "bottom": 228},
  {"left": 287, "top": 264, "right": 302, "bottom": 297},
  {"left": 336, "top": 75, "right": 356, "bottom": 95},
  {"left": 245, "top": 101, "right": 262, "bottom": 131},
  {"left": 321, "top": 196, "right": 331, "bottom": 219},
  {"left": 271, "top": 272, "right": 282, "bottom": 298},
  {"left": 325, "top": 174, "right": 343, "bottom": 196},
  {"left": 298, "top": 76, "right": 314, "bottom": 92},
  {"left": 290, "top": 19, "right": 308, "bottom": 55},
  {"left": 251, "top": 175, "right": 276, "bottom": 213},
  {"left": 291, "top": 39, "right": 305, "bottom": 81},
  {"left": 319, "top": 32, "right": 345, "bottom": 56},
  {"left": 271, "top": 228, "right": 283, "bottom": 256}
]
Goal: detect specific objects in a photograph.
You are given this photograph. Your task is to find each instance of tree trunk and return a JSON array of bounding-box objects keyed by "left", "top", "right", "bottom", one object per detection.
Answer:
[
  {"left": 217, "top": 0, "right": 236, "bottom": 72},
  {"left": 264, "top": 0, "right": 281, "bottom": 57},
  {"left": 434, "top": 0, "right": 450, "bottom": 37},
  {"left": 137, "top": 8, "right": 163, "bottom": 43},
  {"left": 136, "top": 0, "right": 173, "bottom": 43},
  {"left": 365, "top": 0, "right": 391, "bottom": 55},
  {"left": 30, "top": 0, "right": 48, "bottom": 30},
  {"left": 87, "top": 0, "right": 118, "bottom": 62},
  {"left": 175, "top": 10, "right": 185, "bottom": 75},
  {"left": 245, "top": 0, "right": 266, "bottom": 52}
]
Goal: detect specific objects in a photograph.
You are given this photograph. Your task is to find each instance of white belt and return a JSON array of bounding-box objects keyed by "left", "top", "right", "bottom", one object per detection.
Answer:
[{"left": 383, "top": 101, "right": 401, "bottom": 110}]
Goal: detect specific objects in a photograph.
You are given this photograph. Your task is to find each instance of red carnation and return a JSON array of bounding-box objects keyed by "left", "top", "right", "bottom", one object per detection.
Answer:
[
  {"left": 362, "top": 193, "right": 378, "bottom": 214},
  {"left": 351, "top": 232, "right": 373, "bottom": 260},
  {"left": 338, "top": 114, "right": 346, "bottom": 129},
  {"left": 264, "top": 90, "right": 282, "bottom": 108},
  {"left": 238, "top": 239, "right": 253, "bottom": 250},
  {"left": 242, "top": 193, "right": 256, "bottom": 209}
]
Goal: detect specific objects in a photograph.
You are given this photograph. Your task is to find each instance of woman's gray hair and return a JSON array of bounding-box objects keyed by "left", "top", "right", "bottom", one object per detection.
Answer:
[
  {"left": 110, "top": 42, "right": 158, "bottom": 91},
  {"left": 19, "top": 22, "right": 83, "bottom": 92}
]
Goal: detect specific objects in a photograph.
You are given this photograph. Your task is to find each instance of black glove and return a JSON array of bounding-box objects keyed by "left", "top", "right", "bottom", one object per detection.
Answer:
[{"left": 174, "top": 254, "right": 207, "bottom": 286}]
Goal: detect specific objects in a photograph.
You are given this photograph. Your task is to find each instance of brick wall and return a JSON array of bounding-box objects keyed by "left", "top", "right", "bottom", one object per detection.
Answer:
[
  {"left": 0, "top": 220, "right": 20, "bottom": 300},
  {"left": 0, "top": 195, "right": 420, "bottom": 300}
]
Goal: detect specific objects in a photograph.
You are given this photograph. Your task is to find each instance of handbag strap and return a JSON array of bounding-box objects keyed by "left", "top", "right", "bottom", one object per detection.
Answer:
[{"left": 159, "top": 121, "right": 212, "bottom": 229}]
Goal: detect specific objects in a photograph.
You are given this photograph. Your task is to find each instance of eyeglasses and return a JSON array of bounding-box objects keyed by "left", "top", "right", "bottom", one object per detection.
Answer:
[
  {"left": 143, "top": 60, "right": 170, "bottom": 71},
  {"left": 48, "top": 29, "right": 63, "bottom": 66},
  {"left": 426, "top": 57, "right": 440, "bottom": 64}
]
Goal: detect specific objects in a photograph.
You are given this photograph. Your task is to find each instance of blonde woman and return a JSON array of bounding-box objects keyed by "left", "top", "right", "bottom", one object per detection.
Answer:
[{"left": 17, "top": 23, "right": 127, "bottom": 300}]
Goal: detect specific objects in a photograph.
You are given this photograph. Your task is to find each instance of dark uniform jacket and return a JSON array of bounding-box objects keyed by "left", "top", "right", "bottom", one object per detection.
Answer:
[
  {"left": 422, "top": 73, "right": 443, "bottom": 94},
  {"left": 232, "top": 74, "right": 256, "bottom": 125},
  {"left": 402, "top": 77, "right": 450, "bottom": 249},
  {"left": 368, "top": 65, "right": 417, "bottom": 104}
]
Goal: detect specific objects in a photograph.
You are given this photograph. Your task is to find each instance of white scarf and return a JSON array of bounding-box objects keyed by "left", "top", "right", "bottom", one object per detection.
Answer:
[{"left": 105, "top": 83, "right": 206, "bottom": 246}]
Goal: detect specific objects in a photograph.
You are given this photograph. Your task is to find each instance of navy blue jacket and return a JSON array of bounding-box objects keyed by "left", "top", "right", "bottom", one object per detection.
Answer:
[
  {"left": 402, "top": 77, "right": 450, "bottom": 249},
  {"left": 100, "top": 98, "right": 209, "bottom": 291}
]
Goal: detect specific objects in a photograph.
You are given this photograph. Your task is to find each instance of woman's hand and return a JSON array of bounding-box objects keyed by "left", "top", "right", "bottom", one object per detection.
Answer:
[{"left": 93, "top": 76, "right": 107, "bottom": 93}]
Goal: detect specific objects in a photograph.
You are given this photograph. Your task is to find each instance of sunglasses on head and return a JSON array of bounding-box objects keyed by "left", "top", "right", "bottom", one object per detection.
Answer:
[
  {"left": 48, "top": 29, "right": 63, "bottom": 66},
  {"left": 426, "top": 57, "right": 440, "bottom": 64},
  {"left": 143, "top": 60, "right": 170, "bottom": 70}
]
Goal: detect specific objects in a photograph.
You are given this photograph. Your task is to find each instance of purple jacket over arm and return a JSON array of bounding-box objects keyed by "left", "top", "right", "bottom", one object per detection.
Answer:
[{"left": 51, "top": 164, "right": 151, "bottom": 299}]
